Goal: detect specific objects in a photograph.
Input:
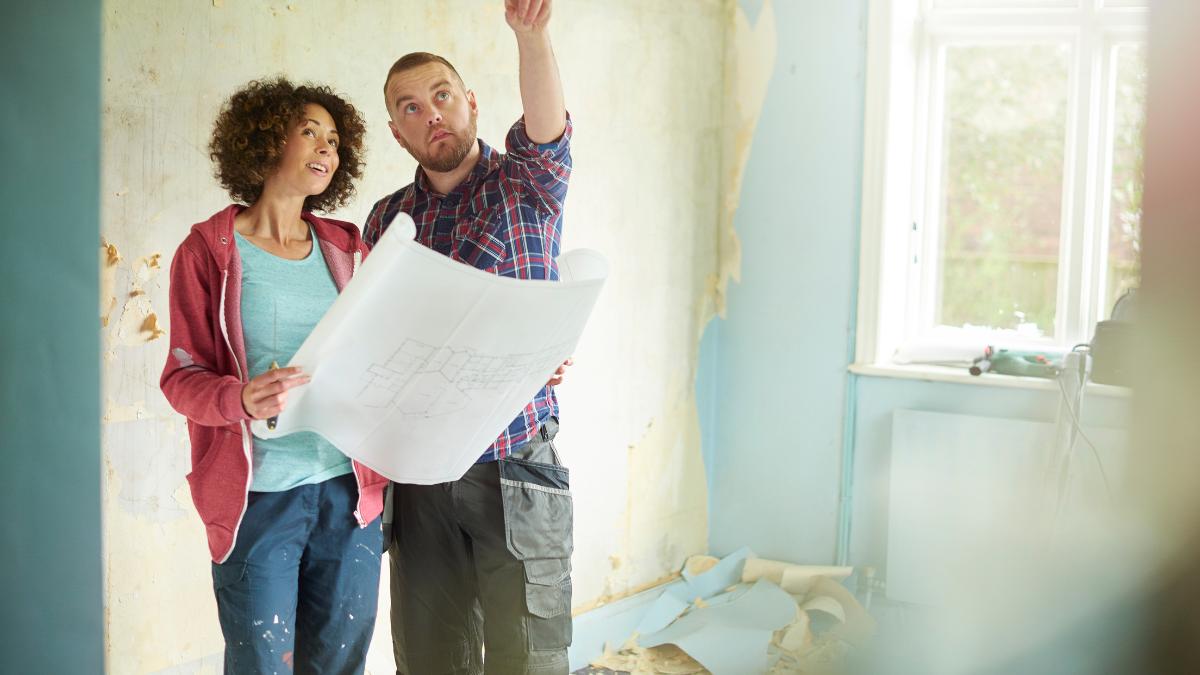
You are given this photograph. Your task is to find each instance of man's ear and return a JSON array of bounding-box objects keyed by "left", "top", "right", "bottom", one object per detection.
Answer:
[
  {"left": 467, "top": 90, "right": 478, "bottom": 117},
  {"left": 388, "top": 120, "right": 407, "bottom": 149}
]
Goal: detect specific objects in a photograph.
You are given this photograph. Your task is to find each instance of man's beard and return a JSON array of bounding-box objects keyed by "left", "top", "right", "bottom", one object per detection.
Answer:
[{"left": 413, "top": 119, "right": 477, "bottom": 173}]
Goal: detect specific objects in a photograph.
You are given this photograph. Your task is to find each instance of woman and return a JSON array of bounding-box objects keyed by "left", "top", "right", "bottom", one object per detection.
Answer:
[{"left": 160, "top": 78, "right": 388, "bottom": 673}]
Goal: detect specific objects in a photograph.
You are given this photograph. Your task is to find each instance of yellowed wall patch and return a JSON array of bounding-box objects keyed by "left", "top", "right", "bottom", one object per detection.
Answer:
[
  {"left": 103, "top": 399, "right": 148, "bottom": 423},
  {"left": 103, "top": 239, "right": 122, "bottom": 267},
  {"left": 712, "top": 0, "right": 777, "bottom": 320},
  {"left": 116, "top": 294, "right": 159, "bottom": 345},
  {"left": 140, "top": 313, "right": 166, "bottom": 341},
  {"left": 100, "top": 240, "right": 120, "bottom": 327},
  {"left": 101, "top": 296, "right": 117, "bottom": 327}
]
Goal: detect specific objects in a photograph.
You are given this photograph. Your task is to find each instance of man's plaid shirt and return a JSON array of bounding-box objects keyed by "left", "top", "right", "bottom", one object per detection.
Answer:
[{"left": 363, "top": 115, "right": 572, "bottom": 463}]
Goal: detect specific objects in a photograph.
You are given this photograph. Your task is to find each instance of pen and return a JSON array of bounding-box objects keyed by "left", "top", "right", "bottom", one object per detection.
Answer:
[
  {"left": 267, "top": 360, "right": 280, "bottom": 430},
  {"left": 267, "top": 303, "right": 280, "bottom": 430}
]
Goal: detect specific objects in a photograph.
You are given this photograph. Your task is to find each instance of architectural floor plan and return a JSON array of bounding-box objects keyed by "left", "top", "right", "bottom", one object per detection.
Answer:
[{"left": 250, "top": 214, "right": 608, "bottom": 484}]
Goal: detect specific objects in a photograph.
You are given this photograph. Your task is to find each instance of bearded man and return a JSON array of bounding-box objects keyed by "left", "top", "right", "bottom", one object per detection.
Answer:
[{"left": 362, "top": 1, "right": 574, "bottom": 673}]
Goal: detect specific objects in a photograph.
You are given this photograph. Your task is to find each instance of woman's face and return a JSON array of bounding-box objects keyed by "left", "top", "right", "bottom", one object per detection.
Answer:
[{"left": 267, "top": 102, "right": 341, "bottom": 199}]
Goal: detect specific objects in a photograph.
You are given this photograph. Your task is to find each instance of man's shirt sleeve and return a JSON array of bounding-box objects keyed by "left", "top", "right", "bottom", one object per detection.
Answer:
[
  {"left": 503, "top": 113, "right": 573, "bottom": 213},
  {"left": 362, "top": 195, "right": 390, "bottom": 249}
]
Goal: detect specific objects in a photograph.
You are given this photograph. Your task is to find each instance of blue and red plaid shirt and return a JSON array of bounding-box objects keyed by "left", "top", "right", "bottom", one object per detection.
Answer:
[{"left": 363, "top": 115, "right": 572, "bottom": 463}]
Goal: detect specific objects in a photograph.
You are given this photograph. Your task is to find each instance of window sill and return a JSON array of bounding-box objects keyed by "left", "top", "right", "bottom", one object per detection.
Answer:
[{"left": 848, "top": 362, "right": 1132, "bottom": 398}]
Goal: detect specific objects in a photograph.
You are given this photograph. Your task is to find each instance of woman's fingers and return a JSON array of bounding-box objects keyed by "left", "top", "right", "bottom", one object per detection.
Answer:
[
  {"left": 276, "top": 373, "right": 312, "bottom": 391},
  {"left": 256, "top": 366, "right": 305, "bottom": 384},
  {"left": 249, "top": 374, "right": 308, "bottom": 400},
  {"left": 243, "top": 368, "right": 309, "bottom": 418}
]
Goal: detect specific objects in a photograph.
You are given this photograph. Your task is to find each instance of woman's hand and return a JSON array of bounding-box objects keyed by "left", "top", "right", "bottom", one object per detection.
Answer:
[
  {"left": 546, "top": 357, "right": 572, "bottom": 387},
  {"left": 241, "top": 367, "right": 310, "bottom": 420}
]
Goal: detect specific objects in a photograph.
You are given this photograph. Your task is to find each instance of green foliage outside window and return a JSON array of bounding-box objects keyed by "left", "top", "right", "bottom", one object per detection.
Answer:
[{"left": 938, "top": 44, "right": 1069, "bottom": 336}]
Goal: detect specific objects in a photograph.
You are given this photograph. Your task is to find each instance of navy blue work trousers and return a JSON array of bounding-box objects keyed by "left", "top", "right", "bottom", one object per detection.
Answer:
[{"left": 211, "top": 473, "right": 383, "bottom": 674}]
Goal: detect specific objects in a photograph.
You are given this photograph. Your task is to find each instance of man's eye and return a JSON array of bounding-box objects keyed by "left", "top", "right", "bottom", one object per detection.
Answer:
[
  {"left": 405, "top": 103, "right": 418, "bottom": 114},
  {"left": 436, "top": 91, "right": 450, "bottom": 101}
]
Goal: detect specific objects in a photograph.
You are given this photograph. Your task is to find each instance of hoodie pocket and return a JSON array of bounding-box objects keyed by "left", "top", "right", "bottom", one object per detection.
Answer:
[{"left": 185, "top": 428, "right": 247, "bottom": 529}]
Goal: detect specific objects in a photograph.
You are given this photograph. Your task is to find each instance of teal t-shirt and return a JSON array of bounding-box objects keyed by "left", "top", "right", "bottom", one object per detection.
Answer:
[{"left": 235, "top": 227, "right": 352, "bottom": 492}]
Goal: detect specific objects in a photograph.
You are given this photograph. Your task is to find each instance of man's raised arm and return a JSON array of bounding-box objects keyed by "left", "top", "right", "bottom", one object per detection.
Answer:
[{"left": 505, "top": 0, "right": 566, "bottom": 143}]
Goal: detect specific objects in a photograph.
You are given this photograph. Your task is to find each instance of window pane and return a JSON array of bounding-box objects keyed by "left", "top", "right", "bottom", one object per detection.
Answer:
[
  {"left": 936, "top": 44, "right": 1070, "bottom": 337},
  {"left": 932, "top": 1, "right": 1079, "bottom": 8},
  {"left": 1106, "top": 43, "right": 1147, "bottom": 314}
]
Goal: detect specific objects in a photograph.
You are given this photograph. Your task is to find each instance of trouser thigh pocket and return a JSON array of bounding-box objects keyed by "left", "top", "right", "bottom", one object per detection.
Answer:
[
  {"left": 523, "top": 557, "right": 573, "bottom": 651},
  {"left": 499, "top": 457, "right": 573, "bottom": 560},
  {"left": 499, "top": 456, "right": 574, "bottom": 650}
]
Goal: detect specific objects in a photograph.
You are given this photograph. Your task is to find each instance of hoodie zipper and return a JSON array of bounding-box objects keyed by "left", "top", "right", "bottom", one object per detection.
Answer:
[
  {"left": 349, "top": 246, "right": 366, "bottom": 526},
  {"left": 217, "top": 267, "right": 255, "bottom": 563}
]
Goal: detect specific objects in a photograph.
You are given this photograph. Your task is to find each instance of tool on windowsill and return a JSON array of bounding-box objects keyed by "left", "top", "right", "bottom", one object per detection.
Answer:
[{"left": 970, "top": 346, "right": 1062, "bottom": 378}]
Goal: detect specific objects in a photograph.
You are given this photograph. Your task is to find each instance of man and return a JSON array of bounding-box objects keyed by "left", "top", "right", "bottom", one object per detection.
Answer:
[{"left": 362, "top": 1, "right": 573, "bottom": 673}]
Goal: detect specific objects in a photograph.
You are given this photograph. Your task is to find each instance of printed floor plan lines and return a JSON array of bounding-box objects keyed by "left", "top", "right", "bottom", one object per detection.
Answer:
[{"left": 358, "top": 338, "right": 572, "bottom": 417}]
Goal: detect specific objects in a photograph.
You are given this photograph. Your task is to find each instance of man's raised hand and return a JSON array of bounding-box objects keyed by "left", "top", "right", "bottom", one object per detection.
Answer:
[{"left": 505, "top": 0, "right": 552, "bottom": 33}]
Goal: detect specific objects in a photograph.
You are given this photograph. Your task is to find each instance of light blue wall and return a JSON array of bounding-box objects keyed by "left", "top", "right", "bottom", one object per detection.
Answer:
[
  {"left": 702, "top": 0, "right": 869, "bottom": 563},
  {"left": 697, "top": 1, "right": 1133, "bottom": 575},
  {"left": 0, "top": 2, "right": 103, "bottom": 671}
]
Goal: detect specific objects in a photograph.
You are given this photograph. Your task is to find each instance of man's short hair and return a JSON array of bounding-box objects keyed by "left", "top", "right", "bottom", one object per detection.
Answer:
[{"left": 383, "top": 52, "right": 466, "bottom": 97}]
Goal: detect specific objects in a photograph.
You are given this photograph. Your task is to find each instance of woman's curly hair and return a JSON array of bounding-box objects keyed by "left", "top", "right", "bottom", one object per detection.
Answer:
[{"left": 209, "top": 77, "right": 366, "bottom": 213}]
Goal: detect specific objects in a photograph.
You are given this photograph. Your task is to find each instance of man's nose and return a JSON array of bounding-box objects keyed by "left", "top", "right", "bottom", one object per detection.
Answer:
[{"left": 426, "top": 110, "right": 443, "bottom": 126}]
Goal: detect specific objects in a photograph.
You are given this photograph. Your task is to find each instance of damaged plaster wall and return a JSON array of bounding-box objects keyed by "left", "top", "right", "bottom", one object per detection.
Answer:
[
  {"left": 582, "top": 0, "right": 777, "bottom": 610},
  {"left": 101, "top": 0, "right": 732, "bottom": 671}
]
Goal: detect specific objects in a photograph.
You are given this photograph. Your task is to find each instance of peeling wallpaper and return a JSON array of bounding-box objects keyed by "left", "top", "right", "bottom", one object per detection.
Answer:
[{"left": 100, "top": 1, "right": 768, "bottom": 671}]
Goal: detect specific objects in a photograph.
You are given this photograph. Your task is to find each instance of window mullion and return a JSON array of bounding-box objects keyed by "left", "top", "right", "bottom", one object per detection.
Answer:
[
  {"left": 1076, "top": 17, "right": 1112, "bottom": 344},
  {"left": 1089, "top": 36, "right": 1121, "bottom": 330},
  {"left": 1054, "top": 23, "right": 1087, "bottom": 346},
  {"left": 915, "top": 40, "right": 947, "bottom": 342}
]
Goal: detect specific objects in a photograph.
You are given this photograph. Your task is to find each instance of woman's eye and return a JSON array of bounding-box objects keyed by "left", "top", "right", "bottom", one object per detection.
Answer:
[
  {"left": 328, "top": 138, "right": 338, "bottom": 148},
  {"left": 303, "top": 128, "right": 315, "bottom": 137}
]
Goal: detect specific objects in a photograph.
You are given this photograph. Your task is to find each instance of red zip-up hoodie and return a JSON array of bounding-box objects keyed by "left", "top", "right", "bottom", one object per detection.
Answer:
[{"left": 160, "top": 204, "right": 388, "bottom": 563}]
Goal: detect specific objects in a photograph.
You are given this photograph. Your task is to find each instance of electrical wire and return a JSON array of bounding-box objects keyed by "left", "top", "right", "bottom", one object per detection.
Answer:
[{"left": 1054, "top": 367, "right": 1114, "bottom": 502}]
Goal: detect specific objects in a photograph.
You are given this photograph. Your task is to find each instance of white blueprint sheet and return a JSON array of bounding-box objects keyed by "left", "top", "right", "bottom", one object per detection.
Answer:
[{"left": 249, "top": 214, "right": 608, "bottom": 484}]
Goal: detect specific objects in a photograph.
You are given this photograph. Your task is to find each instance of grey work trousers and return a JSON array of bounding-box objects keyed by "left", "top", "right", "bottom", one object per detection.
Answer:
[{"left": 387, "top": 418, "right": 573, "bottom": 675}]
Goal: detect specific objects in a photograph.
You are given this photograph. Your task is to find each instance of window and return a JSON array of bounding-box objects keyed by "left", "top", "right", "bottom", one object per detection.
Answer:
[{"left": 856, "top": 0, "right": 1148, "bottom": 366}]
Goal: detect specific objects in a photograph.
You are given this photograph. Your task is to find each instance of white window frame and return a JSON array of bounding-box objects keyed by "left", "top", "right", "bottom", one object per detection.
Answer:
[{"left": 855, "top": 0, "right": 1148, "bottom": 367}]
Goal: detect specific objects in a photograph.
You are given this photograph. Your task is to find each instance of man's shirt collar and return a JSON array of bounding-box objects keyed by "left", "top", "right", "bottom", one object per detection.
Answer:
[{"left": 412, "top": 139, "right": 499, "bottom": 199}]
